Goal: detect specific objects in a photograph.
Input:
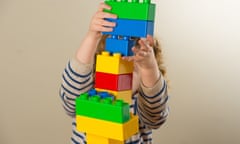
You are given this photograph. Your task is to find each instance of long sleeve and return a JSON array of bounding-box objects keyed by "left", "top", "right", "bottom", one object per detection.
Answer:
[
  {"left": 137, "top": 73, "right": 169, "bottom": 129},
  {"left": 59, "top": 57, "right": 94, "bottom": 117}
]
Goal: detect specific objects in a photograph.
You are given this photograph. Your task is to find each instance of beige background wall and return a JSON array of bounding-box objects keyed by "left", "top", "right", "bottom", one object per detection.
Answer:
[{"left": 1, "top": 0, "right": 240, "bottom": 144}]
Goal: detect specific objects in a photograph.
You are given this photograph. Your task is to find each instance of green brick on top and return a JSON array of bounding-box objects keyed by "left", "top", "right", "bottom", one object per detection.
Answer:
[
  {"left": 105, "top": 0, "right": 152, "bottom": 4},
  {"left": 76, "top": 92, "right": 130, "bottom": 123},
  {"left": 104, "top": 1, "right": 156, "bottom": 21}
]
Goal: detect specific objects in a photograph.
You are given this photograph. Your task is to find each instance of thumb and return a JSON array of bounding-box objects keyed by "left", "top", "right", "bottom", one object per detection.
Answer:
[{"left": 146, "top": 35, "right": 154, "bottom": 47}]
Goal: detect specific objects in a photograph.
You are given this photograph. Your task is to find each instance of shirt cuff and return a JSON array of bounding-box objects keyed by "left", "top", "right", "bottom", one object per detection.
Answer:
[{"left": 140, "top": 75, "right": 165, "bottom": 97}]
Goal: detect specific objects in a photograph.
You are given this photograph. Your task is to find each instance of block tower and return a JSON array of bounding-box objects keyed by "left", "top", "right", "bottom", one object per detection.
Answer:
[{"left": 76, "top": 0, "right": 156, "bottom": 143}]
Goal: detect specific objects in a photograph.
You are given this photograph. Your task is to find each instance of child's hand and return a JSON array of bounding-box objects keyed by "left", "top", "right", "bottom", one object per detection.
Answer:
[
  {"left": 122, "top": 35, "right": 160, "bottom": 87},
  {"left": 88, "top": 2, "right": 117, "bottom": 38},
  {"left": 122, "top": 35, "right": 158, "bottom": 70}
]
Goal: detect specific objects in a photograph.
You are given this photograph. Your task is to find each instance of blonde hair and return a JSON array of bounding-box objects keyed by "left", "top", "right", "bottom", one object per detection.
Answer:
[{"left": 96, "top": 35, "right": 167, "bottom": 78}]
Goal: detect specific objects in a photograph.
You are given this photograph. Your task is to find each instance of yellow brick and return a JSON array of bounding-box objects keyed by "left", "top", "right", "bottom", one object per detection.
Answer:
[
  {"left": 87, "top": 134, "right": 111, "bottom": 144},
  {"left": 76, "top": 114, "right": 139, "bottom": 141},
  {"left": 109, "top": 139, "right": 124, "bottom": 144},
  {"left": 87, "top": 134, "right": 124, "bottom": 144},
  {"left": 96, "top": 88, "right": 132, "bottom": 104},
  {"left": 96, "top": 51, "right": 134, "bottom": 74}
]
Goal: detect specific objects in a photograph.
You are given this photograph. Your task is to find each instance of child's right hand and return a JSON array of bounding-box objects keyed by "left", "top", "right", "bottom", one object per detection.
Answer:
[
  {"left": 76, "top": 3, "right": 117, "bottom": 64},
  {"left": 88, "top": 2, "right": 117, "bottom": 39}
]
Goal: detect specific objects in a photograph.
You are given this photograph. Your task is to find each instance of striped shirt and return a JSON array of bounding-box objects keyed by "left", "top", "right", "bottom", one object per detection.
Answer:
[{"left": 59, "top": 58, "right": 169, "bottom": 144}]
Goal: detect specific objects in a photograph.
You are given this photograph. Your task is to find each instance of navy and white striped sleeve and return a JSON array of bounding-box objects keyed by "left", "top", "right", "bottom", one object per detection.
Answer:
[
  {"left": 59, "top": 58, "right": 94, "bottom": 117},
  {"left": 137, "top": 75, "right": 169, "bottom": 129}
]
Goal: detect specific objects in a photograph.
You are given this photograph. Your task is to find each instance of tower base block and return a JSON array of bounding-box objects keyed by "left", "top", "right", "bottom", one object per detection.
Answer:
[
  {"left": 87, "top": 134, "right": 124, "bottom": 144},
  {"left": 76, "top": 114, "right": 139, "bottom": 141}
]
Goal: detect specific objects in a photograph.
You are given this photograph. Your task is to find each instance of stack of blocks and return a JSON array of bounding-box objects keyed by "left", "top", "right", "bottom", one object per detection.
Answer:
[{"left": 76, "top": 0, "right": 156, "bottom": 143}]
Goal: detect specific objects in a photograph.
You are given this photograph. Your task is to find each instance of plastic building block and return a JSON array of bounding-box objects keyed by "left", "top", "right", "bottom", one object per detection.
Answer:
[
  {"left": 104, "top": 0, "right": 155, "bottom": 21},
  {"left": 76, "top": 93, "right": 130, "bottom": 123},
  {"left": 87, "top": 134, "right": 110, "bottom": 144},
  {"left": 108, "top": 139, "right": 124, "bottom": 144},
  {"left": 96, "top": 51, "right": 134, "bottom": 74},
  {"left": 103, "top": 18, "right": 154, "bottom": 37},
  {"left": 88, "top": 89, "right": 114, "bottom": 100},
  {"left": 98, "top": 91, "right": 115, "bottom": 99},
  {"left": 95, "top": 72, "right": 132, "bottom": 91},
  {"left": 88, "top": 89, "right": 97, "bottom": 96},
  {"left": 86, "top": 134, "right": 124, "bottom": 144},
  {"left": 96, "top": 88, "right": 132, "bottom": 104},
  {"left": 105, "top": 36, "right": 135, "bottom": 56},
  {"left": 76, "top": 114, "right": 139, "bottom": 141}
]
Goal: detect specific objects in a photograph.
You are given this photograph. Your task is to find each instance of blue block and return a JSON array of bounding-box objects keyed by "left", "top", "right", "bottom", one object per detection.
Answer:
[
  {"left": 105, "top": 36, "right": 136, "bottom": 56},
  {"left": 103, "top": 18, "right": 154, "bottom": 38},
  {"left": 98, "top": 92, "right": 114, "bottom": 100},
  {"left": 88, "top": 89, "right": 97, "bottom": 96},
  {"left": 87, "top": 89, "right": 114, "bottom": 100}
]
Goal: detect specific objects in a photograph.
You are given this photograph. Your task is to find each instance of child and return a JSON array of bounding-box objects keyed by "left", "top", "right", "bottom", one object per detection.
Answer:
[{"left": 60, "top": 2, "right": 169, "bottom": 144}]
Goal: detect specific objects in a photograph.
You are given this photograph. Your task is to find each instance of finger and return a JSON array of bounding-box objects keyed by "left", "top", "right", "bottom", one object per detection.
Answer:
[
  {"left": 138, "top": 39, "right": 150, "bottom": 51},
  {"left": 132, "top": 45, "right": 151, "bottom": 60},
  {"left": 138, "top": 51, "right": 148, "bottom": 57},
  {"left": 98, "top": 2, "right": 111, "bottom": 12},
  {"left": 132, "top": 46, "right": 142, "bottom": 57},
  {"left": 96, "top": 11, "right": 117, "bottom": 19},
  {"left": 96, "top": 12, "right": 117, "bottom": 19},
  {"left": 97, "top": 19, "right": 116, "bottom": 27},
  {"left": 92, "top": 21, "right": 113, "bottom": 32},
  {"left": 146, "top": 35, "right": 154, "bottom": 47},
  {"left": 122, "top": 56, "right": 134, "bottom": 62},
  {"left": 98, "top": 26, "right": 114, "bottom": 32}
]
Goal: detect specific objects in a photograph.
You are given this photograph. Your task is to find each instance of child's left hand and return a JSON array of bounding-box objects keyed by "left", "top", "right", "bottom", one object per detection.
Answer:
[{"left": 122, "top": 35, "right": 158, "bottom": 71}]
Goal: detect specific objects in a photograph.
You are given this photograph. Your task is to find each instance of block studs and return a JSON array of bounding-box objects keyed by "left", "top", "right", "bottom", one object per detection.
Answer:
[
  {"left": 113, "top": 53, "right": 121, "bottom": 58},
  {"left": 102, "top": 51, "right": 110, "bottom": 56},
  {"left": 143, "top": 0, "right": 151, "bottom": 4},
  {"left": 132, "top": 0, "right": 139, "bottom": 3}
]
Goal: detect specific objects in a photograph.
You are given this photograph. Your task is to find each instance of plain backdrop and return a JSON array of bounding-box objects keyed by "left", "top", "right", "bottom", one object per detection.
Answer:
[{"left": 1, "top": 0, "right": 240, "bottom": 144}]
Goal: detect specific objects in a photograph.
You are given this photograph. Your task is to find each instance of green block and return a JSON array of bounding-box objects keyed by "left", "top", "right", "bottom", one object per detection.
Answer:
[
  {"left": 76, "top": 93, "right": 130, "bottom": 123},
  {"left": 104, "top": 1, "right": 156, "bottom": 21}
]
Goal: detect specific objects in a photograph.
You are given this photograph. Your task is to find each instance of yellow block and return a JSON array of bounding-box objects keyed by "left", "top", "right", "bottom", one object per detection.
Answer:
[
  {"left": 109, "top": 139, "right": 124, "bottom": 144},
  {"left": 76, "top": 114, "right": 139, "bottom": 141},
  {"left": 87, "top": 134, "right": 124, "bottom": 144},
  {"left": 87, "top": 134, "right": 110, "bottom": 144},
  {"left": 96, "top": 51, "right": 134, "bottom": 74},
  {"left": 96, "top": 88, "right": 132, "bottom": 104}
]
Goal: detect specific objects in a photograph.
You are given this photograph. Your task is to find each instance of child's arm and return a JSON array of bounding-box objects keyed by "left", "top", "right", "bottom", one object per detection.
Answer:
[
  {"left": 124, "top": 35, "right": 169, "bottom": 129},
  {"left": 137, "top": 35, "right": 169, "bottom": 129},
  {"left": 59, "top": 3, "right": 117, "bottom": 117},
  {"left": 137, "top": 75, "right": 169, "bottom": 129},
  {"left": 76, "top": 2, "right": 117, "bottom": 64}
]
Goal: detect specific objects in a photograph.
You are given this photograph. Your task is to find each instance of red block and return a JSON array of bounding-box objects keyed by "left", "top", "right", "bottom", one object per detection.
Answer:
[{"left": 95, "top": 72, "right": 132, "bottom": 91}]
